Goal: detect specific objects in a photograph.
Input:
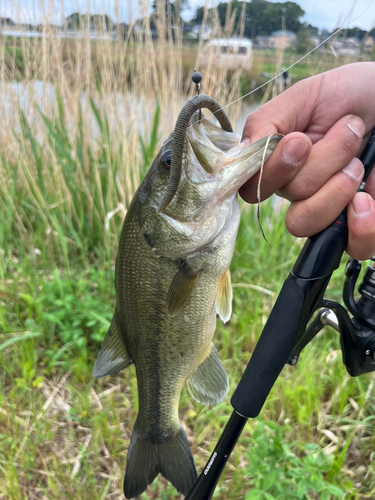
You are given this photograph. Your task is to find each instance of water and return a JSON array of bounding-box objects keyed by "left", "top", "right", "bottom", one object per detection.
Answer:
[
  {"left": 2, "top": 29, "right": 116, "bottom": 41},
  {"left": 0, "top": 79, "right": 259, "bottom": 140},
  {"left": 0, "top": 79, "right": 285, "bottom": 213}
]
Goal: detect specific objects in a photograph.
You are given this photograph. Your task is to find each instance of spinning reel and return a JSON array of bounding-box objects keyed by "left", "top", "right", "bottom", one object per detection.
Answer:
[{"left": 289, "top": 258, "right": 375, "bottom": 378}]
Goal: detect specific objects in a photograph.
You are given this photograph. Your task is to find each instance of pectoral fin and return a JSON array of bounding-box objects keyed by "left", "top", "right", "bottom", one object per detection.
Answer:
[
  {"left": 215, "top": 268, "right": 232, "bottom": 324},
  {"left": 186, "top": 343, "right": 229, "bottom": 406},
  {"left": 93, "top": 311, "right": 132, "bottom": 378},
  {"left": 167, "top": 262, "right": 202, "bottom": 317}
]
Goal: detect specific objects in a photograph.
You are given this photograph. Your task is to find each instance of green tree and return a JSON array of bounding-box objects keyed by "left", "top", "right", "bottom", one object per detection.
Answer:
[
  {"left": 306, "top": 23, "right": 319, "bottom": 36},
  {"left": 244, "top": 0, "right": 271, "bottom": 38},
  {"left": 65, "top": 13, "right": 113, "bottom": 30},
  {"left": 190, "top": 0, "right": 305, "bottom": 38},
  {"left": 150, "top": 0, "right": 189, "bottom": 30},
  {"left": 246, "top": 1, "right": 304, "bottom": 36},
  {"left": 151, "top": 0, "right": 189, "bottom": 17},
  {"left": 345, "top": 26, "right": 366, "bottom": 40}
]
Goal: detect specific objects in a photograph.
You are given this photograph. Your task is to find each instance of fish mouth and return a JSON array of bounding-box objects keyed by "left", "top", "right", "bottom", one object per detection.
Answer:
[
  {"left": 217, "top": 133, "right": 283, "bottom": 202},
  {"left": 186, "top": 115, "right": 283, "bottom": 201},
  {"left": 157, "top": 95, "right": 233, "bottom": 213}
]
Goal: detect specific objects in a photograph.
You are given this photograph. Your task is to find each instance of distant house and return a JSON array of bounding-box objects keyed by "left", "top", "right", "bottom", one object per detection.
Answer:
[
  {"left": 268, "top": 30, "right": 296, "bottom": 49},
  {"left": 117, "top": 23, "right": 130, "bottom": 39},
  {"left": 254, "top": 36, "right": 272, "bottom": 48},
  {"left": 330, "top": 37, "right": 361, "bottom": 57},
  {"left": 187, "top": 24, "right": 214, "bottom": 41},
  {"left": 363, "top": 35, "right": 375, "bottom": 53},
  {"left": 308, "top": 35, "right": 320, "bottom": 47},
  {"left": 254, "top": 31, "right": 296, "bottom": 50},
  {"left": 36, "top": 24, "right": 61, "bottom": 33},
  {"left": 0, "top": 17, "right": 15, "bottom": 27}
]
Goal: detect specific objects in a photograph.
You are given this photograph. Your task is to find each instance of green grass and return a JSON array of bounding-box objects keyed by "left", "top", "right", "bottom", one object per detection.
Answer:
[
  {"left": 0, "top": 30, "right": 374, "bottom": 500},
  {"left": 1, "top": 191, "right": 375, "bottom": 499}
]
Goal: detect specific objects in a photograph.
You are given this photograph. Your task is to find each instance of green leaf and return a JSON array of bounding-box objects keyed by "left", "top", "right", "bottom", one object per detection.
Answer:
[
  {"left": 326, "top": 483, "right": 345, "bottom": 497},
  {"left": 320, "top": 490, "right": 329, "bottom": 500},
  {"left": 304, "top": 443, "right": 319, "bottom": 451},
  {"left": 262, "top": 469, "right": 278, "bottom": 490},
  {"left": 308, "top": 473, "right": 325, "bottom": 491},
  {"left": 246, "top": 489, "right": 263, "bottom": 500},
  {"left": 32, "top": 376, "right": 44, "bottom": 388},
  {"left": 264, "top": 493, "right": 276, "bottom": 500},
  {"left": 297, "top": 478, "right": 307, "bottom": 497},
  {"left": 15, "top": 378, "right": 27, "bottom": 388},
  {"left": 288, "top": 468, "right": 305, "bottom": 479},
  {"left": 0, "top": 331, "right": 43, "bottom": 352}
]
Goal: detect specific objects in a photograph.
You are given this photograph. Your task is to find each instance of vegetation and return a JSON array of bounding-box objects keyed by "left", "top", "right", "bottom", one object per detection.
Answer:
[
  {"left": 192, "top": 0, "right": 305, "bottom": 38},
  {"left": 0, "top": 3, "right": 375, "bottom": 500},
  {"left": 65, "top": 13, "right": 114, "bottom": 31}
]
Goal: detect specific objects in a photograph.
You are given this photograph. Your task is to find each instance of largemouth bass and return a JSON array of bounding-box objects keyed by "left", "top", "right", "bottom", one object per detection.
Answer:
[{"left": 94, "top": 95, "right": 281, "bottom": 498}]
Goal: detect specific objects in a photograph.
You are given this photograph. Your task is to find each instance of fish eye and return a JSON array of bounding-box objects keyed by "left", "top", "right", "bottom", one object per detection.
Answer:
[{"left": 161, "top": 150, "right": 171, "bottom": 171}]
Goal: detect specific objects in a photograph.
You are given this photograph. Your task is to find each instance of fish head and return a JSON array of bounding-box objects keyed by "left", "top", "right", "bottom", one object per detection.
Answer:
[{"left": 138, "top": 112, "right": 282, "bottom": 257}]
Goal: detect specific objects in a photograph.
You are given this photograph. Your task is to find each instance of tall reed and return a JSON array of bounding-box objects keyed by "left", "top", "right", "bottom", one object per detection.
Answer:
[
  {"left": 0, "top": 2, "right": 252, "bottom": 268},
  {"left": 0, "top": 1, "right": 370, "bottom": 268}
]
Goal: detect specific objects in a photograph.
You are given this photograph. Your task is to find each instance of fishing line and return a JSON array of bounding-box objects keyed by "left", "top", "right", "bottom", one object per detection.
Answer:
[
  {"left": 218, "top": 0, "right": 375, "bottom": 112},
  {"left": 220, "top": 29, "right": 343, "bottom": 111},
  {"left": 256, "top": 134, "right": 277, "bottom": 242},
  {"left": 191, "top": 0, "right": 375, "bottom": 119},
  {"left": 186, "top": 26, "right": 343, "bottom": 130},
  {"left": 188, "top": 0, "right": 374, "bottom": 234}
]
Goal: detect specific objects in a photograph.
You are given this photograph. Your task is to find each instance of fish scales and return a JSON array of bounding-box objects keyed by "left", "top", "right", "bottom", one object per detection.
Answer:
[
  {"left": 94, "top": 105, "right": 282, "bottom": 498},
  {"left": 117, "top": 189, "right": 238, "bottom": 436}
]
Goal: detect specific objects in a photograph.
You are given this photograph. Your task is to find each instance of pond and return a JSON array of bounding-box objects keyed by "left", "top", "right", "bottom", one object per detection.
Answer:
[{"left": 0, "top": 80, "right": 260, "bottom": 139}]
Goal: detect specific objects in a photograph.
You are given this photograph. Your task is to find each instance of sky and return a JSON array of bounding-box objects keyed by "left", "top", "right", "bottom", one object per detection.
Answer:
[{"left": 0, "top": 0, "right": 374, "bottom": 32}]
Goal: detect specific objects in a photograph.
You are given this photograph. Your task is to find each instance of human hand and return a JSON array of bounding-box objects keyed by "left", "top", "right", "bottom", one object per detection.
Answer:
[{"left": 240, "top": 62, "right": 375, "bottom": 260}]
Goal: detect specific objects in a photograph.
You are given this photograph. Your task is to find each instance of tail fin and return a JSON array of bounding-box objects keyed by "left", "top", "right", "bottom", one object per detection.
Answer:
[{"left": 123, "top": 426, "right": 197, "bottom": 499}]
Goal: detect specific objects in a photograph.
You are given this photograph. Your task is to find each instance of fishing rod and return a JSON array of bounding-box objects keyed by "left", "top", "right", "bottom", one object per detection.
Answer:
[{"left": 186, "top": 128, "right": 375, "bottom": 500}]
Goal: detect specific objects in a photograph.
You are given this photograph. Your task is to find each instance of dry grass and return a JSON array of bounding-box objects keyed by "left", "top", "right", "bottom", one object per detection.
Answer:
[{"left": 0, "top": 2, "right": 375, "bottom": 499}]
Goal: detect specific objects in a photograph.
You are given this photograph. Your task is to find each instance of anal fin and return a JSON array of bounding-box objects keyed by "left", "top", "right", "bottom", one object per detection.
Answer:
[
  {"left": 186, "top": 343, "right": 229, "bottom": 406},
  {"left": 93, "top": 311, "right": 132, "bottom": 378}
]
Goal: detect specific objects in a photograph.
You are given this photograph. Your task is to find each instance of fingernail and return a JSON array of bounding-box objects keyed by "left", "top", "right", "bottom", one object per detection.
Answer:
[
  {"left": 347, "top": 116, "right": 365, "bottom": 140},
  {"left": 351, "top": 192, "right": 372, "bottom": 217},
  {"left": 342, "top": 158, "right": 364, "bottom": 181},
  {"left": 282, "top": 139, "right": 309, "bottom": 166}
]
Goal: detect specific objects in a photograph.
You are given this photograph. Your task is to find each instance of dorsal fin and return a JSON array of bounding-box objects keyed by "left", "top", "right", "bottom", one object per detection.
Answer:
[
  {"left": 166, "top": 261, "right": 203, "bottom": 317},
  {"left": 93, "top": 311, "right": 132, "bottom": 378}
]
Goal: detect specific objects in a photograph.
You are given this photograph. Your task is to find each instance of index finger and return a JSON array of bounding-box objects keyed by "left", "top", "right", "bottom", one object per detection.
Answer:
[
  {"left": 242, "top": 77, "right": 320, "bottom": 142},
  {"left": 243, "top": 62, "right": 375, "bottom": 144}
]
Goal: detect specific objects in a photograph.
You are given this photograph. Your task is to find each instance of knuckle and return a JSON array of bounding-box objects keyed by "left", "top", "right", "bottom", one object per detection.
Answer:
[
  {"left": 280, "top": 180, "right": 316, "bottom": 202},
  {"left": 285, "top": 207, "right": 308, "bottom": 237},
  {"left": 294, "top": 182, "right": 315, "bottom": 201},
  {"left": 347, "top": 242, "right": 375, "bottom": 261},
  {"left": 332, "top": 176, "right": 356, "bottom": 199},
  {"left": 244, "top": 108, "right": 265, "bottom": 130},
  {"left": 347, "top": 211, "right": 375, "bottom": 260},
  {"left": 340, "top": 136, "right": 360, "bottom": 158}
]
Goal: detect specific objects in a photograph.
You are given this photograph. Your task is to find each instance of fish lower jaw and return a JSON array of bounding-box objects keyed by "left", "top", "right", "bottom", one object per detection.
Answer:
[{"left": 160, "top": 197, "right": 237, "bottom": 258}]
